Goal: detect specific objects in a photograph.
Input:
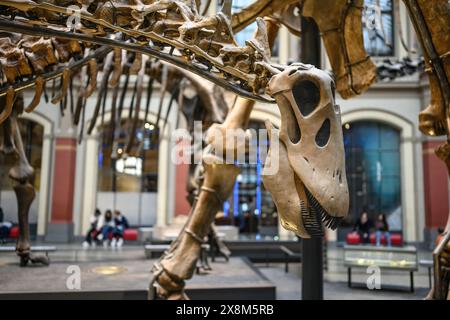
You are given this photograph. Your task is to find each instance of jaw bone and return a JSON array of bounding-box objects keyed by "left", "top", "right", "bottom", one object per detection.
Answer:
[{"left": 263, "top": 64, "right": 349, "bottom": 238}]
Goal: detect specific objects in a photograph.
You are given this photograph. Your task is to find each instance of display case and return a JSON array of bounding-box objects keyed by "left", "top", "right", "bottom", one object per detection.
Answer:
[
  {"left": 344, "top": 245, "right": 418, "bottom": 270},
  {"left": 343, "top": 245, "right": 418, "bottom": 292}
]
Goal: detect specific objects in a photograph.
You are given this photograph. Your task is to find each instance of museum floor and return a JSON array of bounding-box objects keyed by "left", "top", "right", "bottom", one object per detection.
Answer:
[{"left": 0, "top": 243, "right": 431, "bottom": 300}]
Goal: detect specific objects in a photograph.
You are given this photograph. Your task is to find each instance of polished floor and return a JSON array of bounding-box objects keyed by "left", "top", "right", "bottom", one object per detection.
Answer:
[{"left": 0, "top": 243, "right": 433, "bottom": 300}]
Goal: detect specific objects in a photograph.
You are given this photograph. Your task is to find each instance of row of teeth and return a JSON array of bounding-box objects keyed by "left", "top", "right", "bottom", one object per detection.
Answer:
[
  {"left": 302, "top": 188, "right": 343, "bottom": 237},
  {"left": 301, "top": 199, "right": 323, "bottom": 237}
]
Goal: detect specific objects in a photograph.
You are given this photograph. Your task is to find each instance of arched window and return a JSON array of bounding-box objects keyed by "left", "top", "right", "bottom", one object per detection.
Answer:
[{"left": 342, "top": 121, "right": 402, "bottom": 237}]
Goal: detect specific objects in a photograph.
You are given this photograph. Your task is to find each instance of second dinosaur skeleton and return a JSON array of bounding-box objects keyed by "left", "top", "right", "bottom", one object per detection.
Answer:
[{"left": 403, "top": 0, "right": 450, "bottom": 300}]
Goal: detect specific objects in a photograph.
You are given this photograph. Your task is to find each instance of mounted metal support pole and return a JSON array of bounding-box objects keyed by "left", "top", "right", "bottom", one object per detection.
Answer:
[{"left": 300, "top": 16, "right": 324, "bottom": 301}]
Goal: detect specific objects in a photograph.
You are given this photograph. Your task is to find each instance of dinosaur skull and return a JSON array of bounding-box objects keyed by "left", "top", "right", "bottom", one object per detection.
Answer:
[{"left": 263, "top": 64, "right": 349, "bottom": 238}]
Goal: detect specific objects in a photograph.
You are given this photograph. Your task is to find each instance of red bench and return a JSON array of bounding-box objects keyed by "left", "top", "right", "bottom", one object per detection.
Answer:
[
  {"left": 123, "top": 229, "right": 138, "bottom": 241},
  {"left": 8, "top": 226, "right": 19, "bottom": 239},
  {"left": 346, "top": 232, "right": 403, "bottom": 246},
  {"left": 370, "top": 233, "right": 402, "bottom": 246},
  {"left": 346, "top": 232, "right": 361, "bottom": 245},
  {"left": 104, "top": 228, "right": 138, "bottom": 241}
]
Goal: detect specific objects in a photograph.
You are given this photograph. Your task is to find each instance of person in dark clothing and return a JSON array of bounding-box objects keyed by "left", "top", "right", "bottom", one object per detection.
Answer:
[
  {"left": 100, "top": 210, "right": 115, "bottom": 247},
  {"left": 0, "top": 208, "right": 12, "bottom": 244},
  {"left": 353, "top": 211, "right": 372, "bottom": 244},
  {"left": 375, "top": 213, "right": 391, "bottom": 246},
  {"left": 112, "top": 210, "right": 129, "bottom": 248}
]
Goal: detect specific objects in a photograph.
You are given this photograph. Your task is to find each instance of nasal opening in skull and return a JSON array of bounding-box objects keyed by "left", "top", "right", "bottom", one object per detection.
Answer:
[
  {"left": 292, "top": 79, "right": 320, "bottom": 117},
  {"left": 315, "top": 118, "right": 330, "bottom": 147}
]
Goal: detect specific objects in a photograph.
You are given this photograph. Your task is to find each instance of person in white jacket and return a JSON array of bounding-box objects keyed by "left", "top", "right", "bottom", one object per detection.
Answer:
[{"left": 82, "top": 209, "right": 102, "bottom": 248}]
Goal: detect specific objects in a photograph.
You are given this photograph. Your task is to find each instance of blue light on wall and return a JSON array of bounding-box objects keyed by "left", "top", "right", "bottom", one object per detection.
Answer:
[
  {"left": 255, "top": 146, "right": 262, "bottom": 216},
  {"left": 98, "top": 151, "right": 103, "bottom": 167},
  {"left": 223, "top": 200, "right": 230, "bottom": 217},
  {"left": 233, "top": 180, "right": 239, "bottom": 217}
]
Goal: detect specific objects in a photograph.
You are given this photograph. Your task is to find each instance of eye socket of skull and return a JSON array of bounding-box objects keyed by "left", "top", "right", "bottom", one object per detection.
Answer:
[{"left": 292, "top": 79, "right": 321, "bottom": 117}]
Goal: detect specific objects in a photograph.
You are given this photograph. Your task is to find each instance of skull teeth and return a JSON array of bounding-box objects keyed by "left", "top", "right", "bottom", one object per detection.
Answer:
[
  {"left": 302, "top": 188, "right": 343, "bottom": 237},
  {"left": 300, "top": 199, "right": 323, "bottom": 237}
]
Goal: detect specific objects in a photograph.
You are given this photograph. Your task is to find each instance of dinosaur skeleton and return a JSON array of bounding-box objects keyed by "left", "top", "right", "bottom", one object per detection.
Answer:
[
  {"left": 0, "top": 0, "right": 369, "bottom": 269},
  {"left": 0, "top": 0, "right": 447, "bottom": 300},
  {"left": 403, "top": 0, "right": 450, "bottom": 301}
]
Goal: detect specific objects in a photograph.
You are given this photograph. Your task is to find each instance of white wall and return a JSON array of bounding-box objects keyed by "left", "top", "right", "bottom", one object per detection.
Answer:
[{"left": 96, "top": 192, "right": 157, "bottom": 226}]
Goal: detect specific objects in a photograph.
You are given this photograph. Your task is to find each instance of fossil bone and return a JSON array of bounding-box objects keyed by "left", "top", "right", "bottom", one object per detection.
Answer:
[
  {"left": 302, "top": 0, "right": 377, "bottom": 99},
  {"left": 402, "top": 0, "right": 450, "bottom": 300},
  {"left": 264, "top": 64, "right": 349, "bottom": 238}
]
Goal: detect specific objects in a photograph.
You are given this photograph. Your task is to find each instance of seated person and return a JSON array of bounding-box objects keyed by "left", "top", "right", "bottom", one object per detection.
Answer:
[
  {"left": 353, "top": 211, "right": 372, "bottom": 244},
  {"left": 0, "top": 208, "right": 13, "bottom": 244},
  {"left": 112, "top": 210, "right": 129, "bottom": 248},
  {"left": 82, "top": 208, "right": 102, "bottom": 248},
  {"left": 375, "top": 213, "right": 391, "bottom": 246},
  {"left": 99, "top": 210, "right": 115, "bottom": 247}
]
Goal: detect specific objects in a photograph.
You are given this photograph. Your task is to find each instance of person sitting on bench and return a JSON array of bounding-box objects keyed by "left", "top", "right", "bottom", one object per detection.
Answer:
[
  {"left": 82, "top": 208, "right": 102, "bottom": 248},
  {"left": 0, "top": 208, "right": 12, "bottom": 244},
  {"left": 375, "top": 213, "right": 391, "bottom": 246},
  {"left": 353, "top": 211, "right": 372, "bottom": 244},
  {"left": 99, "top": 210, "right": 115, "bottom": 247},
  {"left": 112, "top": 210, "right": 129, "bottom": 248}
]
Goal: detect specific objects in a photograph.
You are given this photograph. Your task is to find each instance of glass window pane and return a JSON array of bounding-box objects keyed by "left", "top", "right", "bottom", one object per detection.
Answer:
[
  {"left": 380, "top": 151, "right": 401, "bottom": 176},
  {"left": 363, "top": 0, "right": 394, "bottom": 56},
  {"left": 379, "top": 125, "right": 400, "bottom": 150},
  {"left": 343, "top": 120, "right": 402, "bottom": 237},
  {"left": 350, "top": 122, "right": 380, "bottom": 150}
]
